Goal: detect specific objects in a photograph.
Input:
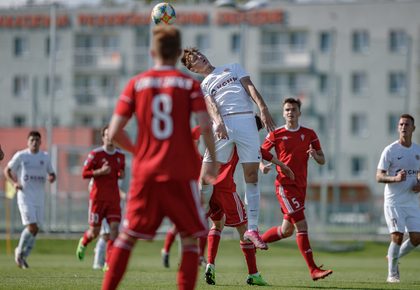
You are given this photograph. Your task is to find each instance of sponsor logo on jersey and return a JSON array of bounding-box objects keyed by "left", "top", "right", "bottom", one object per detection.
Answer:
[
  {"left": 300, "top": 134, "right": 305, "bottom": 141},
  {"left": 282, "top": 136, "right": 288, "bottom": 140}
]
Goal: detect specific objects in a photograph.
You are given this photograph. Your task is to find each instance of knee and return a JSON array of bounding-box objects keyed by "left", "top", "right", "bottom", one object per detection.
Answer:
[
  {"left": 282, "top": 228, "right": 294, "bottom": 238},
  {"left": 244, "top": 172, "right": 258, "bottom": 183},
  {"left": 28, "top": 224, "right": 39, "bottom": 235}
]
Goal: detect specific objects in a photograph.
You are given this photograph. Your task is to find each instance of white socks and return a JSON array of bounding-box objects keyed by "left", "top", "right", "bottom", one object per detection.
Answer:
[
  {"left": 94, "top": 237, "right": 107, "bottom": 267},
  {"left": 17, "top": 228, "right": 34, "bottom": 257},
  {"left": 399, "top": 239, "right": 416, "bottom": 258},
  {"left": 387, "top": 241, "right": 400, "bottom": 277},
  {"left": 245, "top": 183, "right": 260, "bottom": 231}
]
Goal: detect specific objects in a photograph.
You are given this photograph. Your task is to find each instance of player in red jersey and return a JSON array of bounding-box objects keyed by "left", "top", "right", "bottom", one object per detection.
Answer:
[
  {"left": 204, "top": 116, "right": 295, "bottom": 286},
  {"left": 260, "top": 98, "right": 333, "bottom": 281},
  {"left": 102, "top": 25, "right": 217, "bottom": 290},
  {"left": 76, "top": 125, "right": 126, "bottom": 270},
  {"left": 161, "top": 125, "right": 208, "bottom": 268}
]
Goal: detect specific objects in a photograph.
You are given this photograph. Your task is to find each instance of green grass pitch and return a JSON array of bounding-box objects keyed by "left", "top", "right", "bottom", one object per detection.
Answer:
[{"left": 1, "top": 238, "right": 419, "bottom": 289}]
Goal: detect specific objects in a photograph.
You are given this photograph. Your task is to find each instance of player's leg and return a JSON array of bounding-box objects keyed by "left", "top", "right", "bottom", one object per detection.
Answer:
[
  {"left": 242, "top": 162, "right": 267, "bottom": 250},
  {"left": 162, "top": 224, "right": 178, "bottom": 268},
  {"left": 294, "top": 217, "right": 332, "bottom": 281},
  {"left": 262, "top": 218, "right": 294, "bottom": 243},
  {"left": 103, "top": 220, "right": 120, "bottom": 271},
  {"left": 77, "top": 225, "right": 100, "bottom": 261},
  {"left": 15, "top": 203, "right": 38, "bottom": 268},
  {"left": 384, "top": 205, "right": 406, "bottom": 282},
  {"left": 198, "top": 234, "right": 207, "bottom": 266},
  {"left": 399, "top": 208, "right": 420, "bottom": 258},
  {"left": 236, "top": 223, "right": 268, "bottom": 286},
  {"left": 205, "top": 217, "right": 224, "bottom": 285},
  {"left": 93, "top": 233, "right": 109, "bottom": 269},
  {"left": 102, "top": 232, "right": 137, "bottom": 290}
]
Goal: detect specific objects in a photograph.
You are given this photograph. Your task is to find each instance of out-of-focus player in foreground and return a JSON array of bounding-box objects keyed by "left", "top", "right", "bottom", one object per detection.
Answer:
[
  {"left": 77, "top": 125, "right": 126, "bottom": 271},
  {"left": 376, "top": 113, "right": 420, "bottom": 283},
  {"left": 204, "top": 116, "right": 295, "bottom": 286},
  {"left": 102, "top": 25, "right": 217, "bottom": 290},
  {"left": 261, "top": 98, "right": 333, "bottom": 281},
  {"left": 3, "top": 131, "right": 56, "bottom": 269}
]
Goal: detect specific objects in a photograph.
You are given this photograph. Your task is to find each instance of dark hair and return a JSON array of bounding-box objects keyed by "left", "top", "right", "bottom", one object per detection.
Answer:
[
  {"left": 255, "top": 115, "right": 263, "bottom": 131},
  {"left": 181, "top": 47, "right": 200, "bottom": 70},
  {"left": 152, "top": 25, "right": 181, "bottom": 60},
  {"left": 400, "top": 113, "right": 415, "bottom": 125},
  {"left": 101, "top": 125, "right": 109, "bottom": 137},
  {"left": 283, "top": 97, "right": 301, "bottom": 110},
  {"left": 28, "top": 130, "right": 41, "bottom": 139}
]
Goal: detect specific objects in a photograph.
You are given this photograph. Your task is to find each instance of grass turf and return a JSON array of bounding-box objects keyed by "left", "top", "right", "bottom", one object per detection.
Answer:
[{"left": 1, "top": 238, "right": 419, "bottom": 289}]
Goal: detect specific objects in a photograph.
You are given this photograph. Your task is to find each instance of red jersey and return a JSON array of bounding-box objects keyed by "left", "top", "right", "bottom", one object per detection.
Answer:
[
  {"left": 115, "top": 67, "right": 206, "bottom": 182},
  {"left": 261, "top": 125, "right": 321, "bottom": 187},
  {"left": 214, "top": 148, "right": 239, "bottom": 193},
  {"left": 82, "top": 147, "right": 125, "bottom": 202}
]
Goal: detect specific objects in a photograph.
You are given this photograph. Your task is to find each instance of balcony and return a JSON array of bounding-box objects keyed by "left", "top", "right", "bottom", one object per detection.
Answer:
[
  {"left": 260, "top": 46, "right": 312, "bottom": 70},
  {"left": 74, "top": 48, "right": 122, "bottom": 71}
]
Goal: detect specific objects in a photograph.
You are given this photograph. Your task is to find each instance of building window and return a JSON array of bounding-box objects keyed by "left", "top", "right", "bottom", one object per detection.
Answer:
[
  {"left": 319, "top": 73, "right": 329, "bottom": 94},
  {"left": 389, "top": 30, "right": 407, "bottom": 53},
  {"left": 231, "top": 33, "right": 241, "bottom": 54},
  {"left": 351, "top": 113, "right": 369, "bottom": 137},
  {"left": 14, "top": 36, "right": 28, "bottom": 57},
  {"left": 13, "top": 75, "right": 29, "bottom": 98},
  {"left": 351, "top": 156, "right": 367, "bottom": 176},
  {"left": 388, "top": 114, "right": 400, "bottom": 135},
  {"left": 45, "top": 76, "right": 63, "bottom": 96},
  {"left": 45, "top": 36, "right": 61, "bottom": 56},
  {"left": 196, "top": 34, "right": 210, "bottom": 51},
  {"left": 13, "top": 115, "right": 26, "bottom": 127},
  {"left": 351, "top": 71, "right": 368, "bottom": 95},
  {"left": 389, "top": 72, "right": 406, "bottom": 95},
  {"left": 290, "top": 31, "right": 306, "bottom": 52},
  {"left": 352, "top": 30, "right": 369, "bottom": 53},
  {"left": 81, "top": 115, "right": 93, "bottom": 126},
  {"left": 319, "top": 31, "right": 332, "bottom": 53}
]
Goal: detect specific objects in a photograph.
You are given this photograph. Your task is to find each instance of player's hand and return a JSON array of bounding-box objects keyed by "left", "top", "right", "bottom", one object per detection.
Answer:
[
  {"left": 259, "top": 162, "right": 272, "bottom": 174},
  {"left": 99, "top": 161, "right": 111, "bottom": 175},
  {"left": 202, "top": 162, "right": 218, "bottom": 184},
  {"left": 214, "top": 123, "right": 228, "bottom": 140},
  {"left": 260, "top": 109, "right": 276, "bottom": 132},
  {"left": 280, "top": 164, "right": 295, "bottom": 180},
  {"left": 395, "top": 169, "right": 406, "bottom": 182},
  {"left": 412, "top": 183, "right": 420, "bottom": 193},
  {"left": 307, "top": 144, "right": 317, "bottom": 158},
  {"left": 0, "top": 144, "right": 4, "bottom": 161},
  {"left": 14, "top": 182, "right": 23, "bottom": 191}
]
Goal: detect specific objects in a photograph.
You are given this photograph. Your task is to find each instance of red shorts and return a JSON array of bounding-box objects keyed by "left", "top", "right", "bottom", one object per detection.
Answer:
[
  {"left": 123, "top": 179, "right": 208, "bottom": 240},
  {"left": 208, "top": 188, "right": 247, "bottom": 227},
  {"left": 88, "top": 199, "right": 121, "bottom": 227},
  {"left": 275, "top": 184, "right": 306, "bottom": 224}
]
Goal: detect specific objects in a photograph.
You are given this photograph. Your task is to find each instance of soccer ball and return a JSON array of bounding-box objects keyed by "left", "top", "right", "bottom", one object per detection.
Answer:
[{"left": 151, "top": 2, "right": 176, "bottom": 25}]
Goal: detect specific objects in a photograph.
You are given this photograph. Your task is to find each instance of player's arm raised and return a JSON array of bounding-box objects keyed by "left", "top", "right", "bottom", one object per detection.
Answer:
[{"left": 240, "top": 76, "right": 276, "bottom": 132}]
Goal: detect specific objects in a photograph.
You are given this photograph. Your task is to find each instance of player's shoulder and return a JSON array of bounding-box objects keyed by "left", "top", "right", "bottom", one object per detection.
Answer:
[
  {"left": 115, "top": 148, "right": 125, "bottom": 156},
  {"left": 88, "top": 147, "right": 104, "bottom": 157},
  {"left": 299, "top": 125, "right": 317, "bottom": 134}
]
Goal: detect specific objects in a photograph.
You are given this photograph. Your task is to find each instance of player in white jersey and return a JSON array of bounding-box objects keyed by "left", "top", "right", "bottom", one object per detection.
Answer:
[
  {"left": 3, "top": 130, "right": 56, "bottom": 269},
  {"left": 376, "top": 114, "right": 420, "bottom": 283},
  {"left": 181, "top": 48, "right": 276, "bottom": 250}
]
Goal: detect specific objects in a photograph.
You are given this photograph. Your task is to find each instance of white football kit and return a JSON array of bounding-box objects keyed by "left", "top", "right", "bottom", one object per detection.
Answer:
[
  {"left": 7, "top": 149, "right": 55, "bottom": 225},
  {"left": 201, "top": 63, "right": 261, "bottom": 164},
  {"left": 377, "top": 141, "right": 420, "bottom": 233}
]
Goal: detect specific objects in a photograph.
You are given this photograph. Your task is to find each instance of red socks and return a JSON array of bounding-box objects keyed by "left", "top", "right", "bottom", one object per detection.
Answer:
[
  {"left": 207, "top": 228, "right": 221, "bottom": 265},
  {"left": 178, "top": 244, "right": 199, "bottom": 290},
  {"left": 82, "top": 231, "right": 93, "bottom": 246},
  {"left": 105, "top": 239, "right": 114, "bottom": 265},
  {"left": 240, "top": 241, "right": 257, "bottom": 274},
  {"left": 262, "top": 226, "right": 283, "bottom": 243},
  {"left": 163, "top": 230, "right": 177, "bottom": 253},
  {"left": 296, "top": 231, "right": 317, "bottom": 271},
  {"left": 102, "top": 237, "right": 134, "bottom": 290}
]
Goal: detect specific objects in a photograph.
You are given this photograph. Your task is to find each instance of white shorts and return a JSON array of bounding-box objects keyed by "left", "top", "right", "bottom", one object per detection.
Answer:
[
  {"left": 100, "top": 219, "right": 110, "bottom": 235},
  {"left": 18, "top": 202, "right": 44, "bottom": 226},
  {"left": 384, "top": 205, "right": 420, "bottom": 233},
  {"left": 203, "top": 113, "right": 261, "bottom": 164}
]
